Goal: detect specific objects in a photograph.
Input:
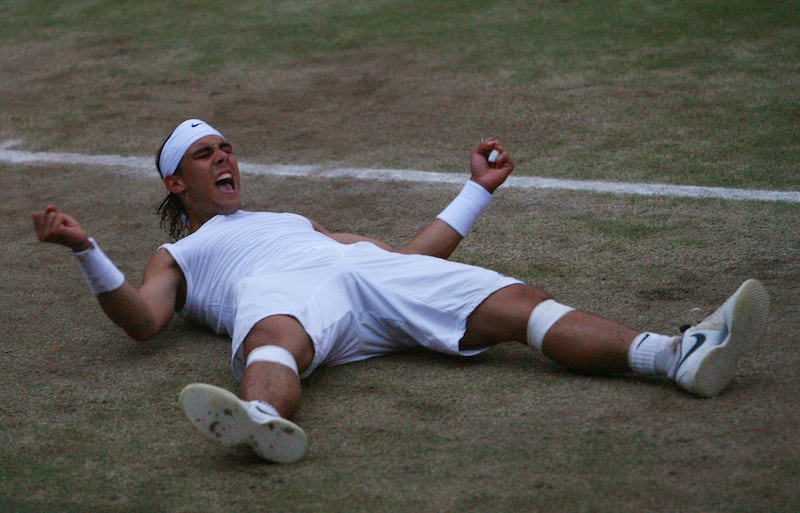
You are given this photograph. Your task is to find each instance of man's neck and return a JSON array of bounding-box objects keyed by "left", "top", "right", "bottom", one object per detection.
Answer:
[{"left": 189, "top": 208, "right": 242, "bottom": 233}]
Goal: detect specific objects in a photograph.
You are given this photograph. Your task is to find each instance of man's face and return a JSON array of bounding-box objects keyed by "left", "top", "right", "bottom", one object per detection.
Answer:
[{"left": 166, "top": 135, "right": 242, "bottom": 230}]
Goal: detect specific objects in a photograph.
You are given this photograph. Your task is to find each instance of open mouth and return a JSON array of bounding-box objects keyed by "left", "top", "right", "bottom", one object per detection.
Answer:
[{"left": 215, "top": 172, "right": 235, "bottom": 192}]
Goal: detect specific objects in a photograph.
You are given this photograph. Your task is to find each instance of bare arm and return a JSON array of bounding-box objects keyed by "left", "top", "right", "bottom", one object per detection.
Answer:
[
  {"left": 315, "top": 138, "right": 515, "bottom": 259},
  {"left": 94, "top": 250, "right": 182, "bottom": 340},
  {"left": 32, "top": 206, "right": 180, "bottom": 341}
]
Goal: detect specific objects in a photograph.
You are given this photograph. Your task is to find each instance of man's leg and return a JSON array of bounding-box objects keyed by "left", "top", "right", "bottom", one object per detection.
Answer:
[
  {"left": 461, "top": 284, "right": 637, "bottom": 374},
  {"left": 179, "top": 315, "right": 314, "bottom": 463},
  {"left": 240, "top": 315, "right": 315, "bottom": 418},
  {"left": 462, "top": 280, "right": 770, "bottom": 396}
]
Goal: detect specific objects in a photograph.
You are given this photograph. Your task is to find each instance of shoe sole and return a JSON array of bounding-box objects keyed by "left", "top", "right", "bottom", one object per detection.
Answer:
[
  {"left": 178, "top": 383, "right": 308, "bottom": 463},
  {"left": 690, "top": 279, "right": 770, "bottom": 397}
]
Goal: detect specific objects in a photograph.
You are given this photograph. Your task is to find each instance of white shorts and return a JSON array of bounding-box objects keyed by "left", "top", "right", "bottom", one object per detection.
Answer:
[{"left": 230, "top": 241, "right": 521, "bottom": 380}]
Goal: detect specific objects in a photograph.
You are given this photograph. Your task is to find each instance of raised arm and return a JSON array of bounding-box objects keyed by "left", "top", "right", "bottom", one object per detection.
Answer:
[
  {"left": 318, "top": 138, "right": 514, "bottom": 259},
  {"left": 32, "top": 206, "right": 181, "bottom": 341}
]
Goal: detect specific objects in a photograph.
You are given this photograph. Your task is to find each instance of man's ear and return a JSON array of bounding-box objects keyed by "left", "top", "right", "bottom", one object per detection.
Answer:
[{"left": 164, "top": 174, "right": 185, "bottom": 194}]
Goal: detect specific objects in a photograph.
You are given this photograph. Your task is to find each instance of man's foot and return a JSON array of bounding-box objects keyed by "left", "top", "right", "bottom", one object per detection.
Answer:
[
  {"left": 178, "top": 383, "right": 307, "bottom": 463},
  {"left": 669, "top": 279, "right": 770, "bottom": 397}
]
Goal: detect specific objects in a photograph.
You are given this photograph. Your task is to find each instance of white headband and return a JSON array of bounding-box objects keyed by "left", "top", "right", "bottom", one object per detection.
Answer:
[{"left": 158, "top": 119, "right": 224, "bottom": 179}]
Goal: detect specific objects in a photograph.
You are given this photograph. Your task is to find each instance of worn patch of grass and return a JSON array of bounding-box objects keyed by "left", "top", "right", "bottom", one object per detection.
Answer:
[
  {"left": 4, "top": 166, "right": 799, "bottom": 512},
  {"left": 1, "top": 1, "right": 799, "bottom": 512}
]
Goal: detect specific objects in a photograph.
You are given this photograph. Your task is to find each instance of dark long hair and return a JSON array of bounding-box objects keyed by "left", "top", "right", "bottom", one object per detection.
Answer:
[
  {"left": 155, "top": 137, "right": 189, "bottom": 240},
  {"left": 156, "top": 189, "right": 188, "bottom": 241}
]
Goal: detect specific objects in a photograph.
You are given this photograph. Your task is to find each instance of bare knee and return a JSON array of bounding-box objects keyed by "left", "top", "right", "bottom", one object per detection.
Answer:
[
  {"left": 461, "top": 284, "right": 552, "bottom": 349},
  {"left": 243, "top": 315, "right": 315, "bottom": 375}
]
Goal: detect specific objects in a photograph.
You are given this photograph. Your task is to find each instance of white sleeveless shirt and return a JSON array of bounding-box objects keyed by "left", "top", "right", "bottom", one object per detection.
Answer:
[
  {"left": 159, "top": 209, "right": 521, "bottom": 380},
  {"left": 159, "top": 210, "right": 339, "bottom": 336}
]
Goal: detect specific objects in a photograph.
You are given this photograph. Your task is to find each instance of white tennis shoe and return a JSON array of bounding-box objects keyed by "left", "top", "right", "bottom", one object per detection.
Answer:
[
  {"left": 179, "top": 383, "right": 308, "bottom": 463},
  {"left": 669, "top": 279, "right": 770, "bottom": 398}
]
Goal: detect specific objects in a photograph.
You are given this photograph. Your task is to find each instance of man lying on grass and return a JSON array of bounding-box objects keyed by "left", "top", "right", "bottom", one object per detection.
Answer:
[{"left": 33, "top": 119, "right": 770, "bottom": 463}]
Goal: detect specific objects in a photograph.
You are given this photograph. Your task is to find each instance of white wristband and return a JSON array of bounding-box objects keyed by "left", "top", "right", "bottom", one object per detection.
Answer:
[
  {"left": 72, "top": 238, "right": 126, "bottom": 296},
  {"left": 436, "top": 180, "right": 493, "bottom": 237}
]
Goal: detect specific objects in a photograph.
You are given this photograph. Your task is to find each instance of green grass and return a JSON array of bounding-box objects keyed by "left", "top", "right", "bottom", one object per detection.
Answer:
[
  {"left": 1, "top": 1, "right": 799, "bottom": 512},
  {"left": 1, "top": 0, "right": 798, "bottom": 188}
]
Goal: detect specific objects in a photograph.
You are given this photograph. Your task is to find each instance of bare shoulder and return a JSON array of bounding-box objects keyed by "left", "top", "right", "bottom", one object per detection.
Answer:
[
  {"left": 144, "top": 247, "right": 183, "bottom": 283},
  {"left": 148, "top": 247, "right": 179, "bottom": 268}
]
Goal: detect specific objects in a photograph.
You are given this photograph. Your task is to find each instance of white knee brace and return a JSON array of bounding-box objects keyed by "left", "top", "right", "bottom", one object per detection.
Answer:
[
  {"left": 526, "top": 300, "right": 575, "bottom": 351},
  {"left": 245, "top": 345, "right": 299, "bottom": 375}
]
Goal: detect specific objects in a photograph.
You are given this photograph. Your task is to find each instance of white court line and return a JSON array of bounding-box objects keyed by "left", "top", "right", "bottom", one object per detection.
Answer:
[{"left": 1, "top": 140, "right": 798, "bottom": 203}]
